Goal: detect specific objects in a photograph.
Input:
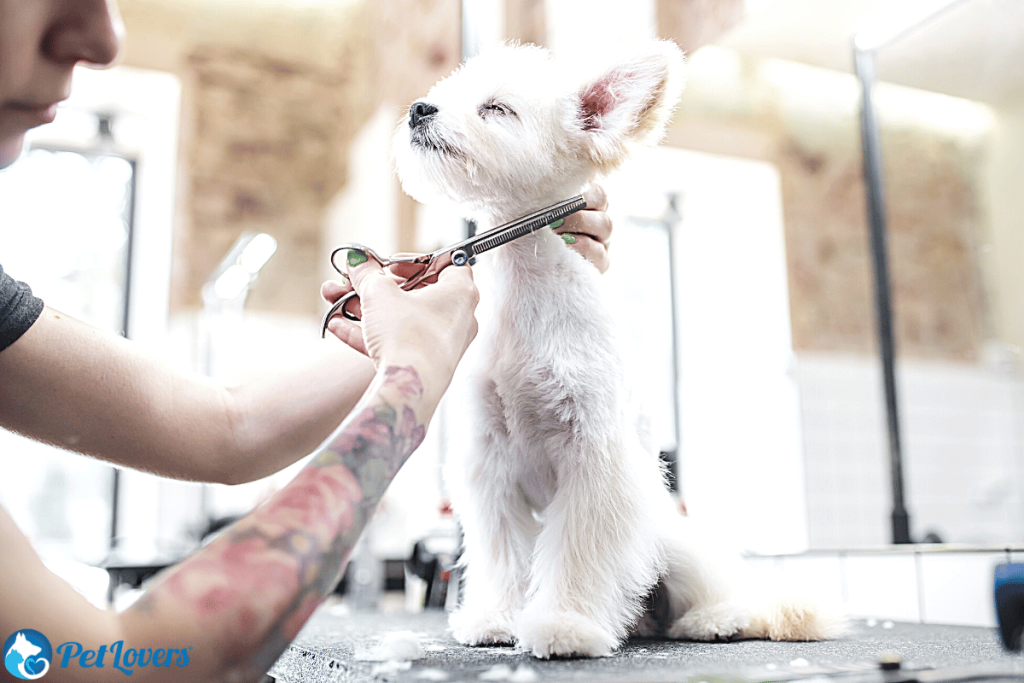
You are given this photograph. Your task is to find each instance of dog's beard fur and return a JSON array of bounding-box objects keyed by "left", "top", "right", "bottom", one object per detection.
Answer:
[{"left": 393, "top": 41, "right": 847, "bottom": 659}]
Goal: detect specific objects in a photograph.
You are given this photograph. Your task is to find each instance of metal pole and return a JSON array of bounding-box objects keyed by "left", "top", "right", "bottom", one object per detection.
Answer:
[
  {"left": 664, "top": 193, "right": 684, "bottom": 494},
  {"left": 854, "top": 46, "right": 911, "bottom": 544}
]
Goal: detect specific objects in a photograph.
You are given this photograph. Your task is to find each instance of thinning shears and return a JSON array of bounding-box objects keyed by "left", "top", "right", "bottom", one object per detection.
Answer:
[{"left": 321, "top": 194, "right": 587, "bottom": 337}]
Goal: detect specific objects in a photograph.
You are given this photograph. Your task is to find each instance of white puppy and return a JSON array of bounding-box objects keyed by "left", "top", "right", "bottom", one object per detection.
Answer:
[{"left": 393, "top": 40, "right": 844, "bottom": 659}]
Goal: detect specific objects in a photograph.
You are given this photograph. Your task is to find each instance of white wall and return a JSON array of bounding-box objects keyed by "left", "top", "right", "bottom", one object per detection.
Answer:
[
  {"left": 983, "top": 102, "right": 1024, "bottom": 363},
  {"left": 746, "top": 546, "right": 1020, "bottom": 627},
  {"left": 606, "top": 146, "right": 808, "bottom": 555},
  {"left": 794, "top": 354, "right": 1024, "bottom": 549}
]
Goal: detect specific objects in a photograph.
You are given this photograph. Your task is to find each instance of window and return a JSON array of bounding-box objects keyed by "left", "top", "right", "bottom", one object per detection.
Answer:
[{"left": 0, "top": 66, "right": 181, "bottom": 572}]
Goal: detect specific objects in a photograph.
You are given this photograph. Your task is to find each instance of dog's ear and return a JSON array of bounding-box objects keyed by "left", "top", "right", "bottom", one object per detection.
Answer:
[{"left": 575, "top": 40, "right": 685, "bottom": 166}]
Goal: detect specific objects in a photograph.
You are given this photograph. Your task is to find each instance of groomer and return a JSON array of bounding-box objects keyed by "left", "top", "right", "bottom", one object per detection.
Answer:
[{"left": 0, "top": 1, "right": 612, "bottom": 680}]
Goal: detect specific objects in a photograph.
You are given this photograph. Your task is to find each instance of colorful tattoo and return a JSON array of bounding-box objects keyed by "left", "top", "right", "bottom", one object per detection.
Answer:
[{"left": 131, "top": 366, "right": 427, "bottom": 679}]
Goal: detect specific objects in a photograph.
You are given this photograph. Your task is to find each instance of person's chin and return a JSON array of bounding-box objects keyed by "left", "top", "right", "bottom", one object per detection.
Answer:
[{"left": 0, "top": 134, "right": 26, "bottom": 169}]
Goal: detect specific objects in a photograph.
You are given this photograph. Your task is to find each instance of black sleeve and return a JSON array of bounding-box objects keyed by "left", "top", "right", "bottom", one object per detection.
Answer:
[{"left": 0, "top": 263, "right": 44, "bottom": 352}]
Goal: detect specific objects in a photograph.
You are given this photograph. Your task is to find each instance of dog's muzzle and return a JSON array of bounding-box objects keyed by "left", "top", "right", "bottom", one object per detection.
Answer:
[
  {"left": 409, "top": 101, "right": 438, "bottom": 129},
  {"left": 407, "top": 100, "right": 460, "bottom": 157}
]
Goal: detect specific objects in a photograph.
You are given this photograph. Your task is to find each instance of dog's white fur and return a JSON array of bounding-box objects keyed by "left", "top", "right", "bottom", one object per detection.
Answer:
[{"left": 393, "top": 41, "right": 846, "bottom": 659}]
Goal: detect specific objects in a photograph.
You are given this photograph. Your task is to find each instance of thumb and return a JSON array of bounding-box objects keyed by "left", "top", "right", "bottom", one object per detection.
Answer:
[{"left": 344, "top": 248, "right": 395, "bottom": 300}]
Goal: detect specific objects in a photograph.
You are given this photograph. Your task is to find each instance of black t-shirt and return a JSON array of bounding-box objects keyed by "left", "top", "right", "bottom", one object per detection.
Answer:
[{"left": 0, "top": 263, "right": 44, "bottom": 352}]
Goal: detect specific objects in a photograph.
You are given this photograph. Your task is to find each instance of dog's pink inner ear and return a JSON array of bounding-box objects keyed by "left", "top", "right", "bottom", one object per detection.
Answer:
[{"left": 580, "top": 72, "right": 630, "bottom": 131}]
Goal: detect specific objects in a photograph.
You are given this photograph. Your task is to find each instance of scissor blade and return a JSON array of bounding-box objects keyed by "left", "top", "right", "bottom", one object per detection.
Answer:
[{"left": 456, "top": 195, "right": 587, "bottom": 259}]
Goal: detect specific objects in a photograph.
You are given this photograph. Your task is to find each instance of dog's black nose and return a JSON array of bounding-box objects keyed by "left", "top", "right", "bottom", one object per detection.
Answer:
[{"left": 409, "top": 101, "right": 438, "bottom": 129}]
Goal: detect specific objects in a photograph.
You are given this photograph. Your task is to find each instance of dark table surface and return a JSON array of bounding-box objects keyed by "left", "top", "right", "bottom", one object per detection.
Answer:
[{"left": 267, "top": 606, "right": 1024, "bottom": 683}]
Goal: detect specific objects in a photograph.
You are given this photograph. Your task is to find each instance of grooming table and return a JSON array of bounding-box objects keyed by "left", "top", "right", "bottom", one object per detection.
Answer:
[{"left": 267, "top": 607, "right": 1024, "bottom": 683}]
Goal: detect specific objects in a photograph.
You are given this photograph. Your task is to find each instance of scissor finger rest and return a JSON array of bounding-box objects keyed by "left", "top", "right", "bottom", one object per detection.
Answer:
[{"left": 320, "top": 292, "right": 359, "bottom": 336}]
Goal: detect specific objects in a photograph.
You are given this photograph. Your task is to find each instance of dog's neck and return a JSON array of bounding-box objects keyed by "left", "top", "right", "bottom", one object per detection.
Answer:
[
  {"left": 468, "top": 190, "right": 586, "bottom": 271},
  {"left": 472, "top": 188, "right": 588, "bottom": 230}
]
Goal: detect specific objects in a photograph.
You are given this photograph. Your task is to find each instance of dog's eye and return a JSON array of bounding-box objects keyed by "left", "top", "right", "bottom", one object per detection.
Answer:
[{"left": 479, "top": 102, "right": 514, "bottom": 118}]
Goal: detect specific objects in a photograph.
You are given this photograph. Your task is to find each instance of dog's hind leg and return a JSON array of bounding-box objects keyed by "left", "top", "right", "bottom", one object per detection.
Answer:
[
  {"left": 657, "top": 512, "right": 847, "bottom": 642},
  {"left": 639, "top": 508, "right": 756, "bottom": 642}
]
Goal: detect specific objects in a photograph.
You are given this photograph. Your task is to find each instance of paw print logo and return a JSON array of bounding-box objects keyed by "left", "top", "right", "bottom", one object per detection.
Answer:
[{"left": 4, "top": 630, "right": 52, "bottom": 680}]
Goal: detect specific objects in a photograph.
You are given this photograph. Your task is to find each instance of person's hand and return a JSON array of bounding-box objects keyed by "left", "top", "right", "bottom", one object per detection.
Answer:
[
  {"left": 552, "top": 184, "right": 613, "bottom": 273},
  {"left": 321, "top": 252, "right": 479, "bottom": 398}
]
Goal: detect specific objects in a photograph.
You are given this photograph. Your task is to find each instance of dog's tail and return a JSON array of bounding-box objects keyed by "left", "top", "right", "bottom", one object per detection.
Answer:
[{"left": 741, "top": 594, "right": 850, "bottom": 641}]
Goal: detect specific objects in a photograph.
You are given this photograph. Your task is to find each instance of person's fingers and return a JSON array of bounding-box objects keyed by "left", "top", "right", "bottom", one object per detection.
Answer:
[
  {"left": 563, "top": 208, "right": 613, "bottom": 247},
  {"left": 322, "top": 278, "right": 364, "bottom": 337},
  {"left": 343, "top": 248, "right": 396, "bottom": 297},
  {"left": 549, "top": 183, "right": 613, "bottom": 272},
  {"left": 561, "top": 232, "right": 610, "bottom": 274},
  {"left": 323, "top": 245, "right": 480, "bottom": 387},
  {"left": 389, "top": 261, "right": 424, "bottom": 280},
  {"left": 322, "top": 248, "right": 395, "bottom": 353},
  {"left": 557, "top": 183, "right": 611, "bottom": 245},
  {"left": 434, "top": 261, "right": 472, "bottom": 282},
  {"left": 325, "top": 315, "right": 368, "bottom": 356},
  {"left": 583, "top": 183, "right": 608, "bottom": 212},
  {"left": 320, "top": 278, "right": 352, "bottom": 304},
  {"left": 429, "top": 265, "right": 480, "bottom": 353},
  {"left": 432, "top": 263, "right": 479, "bottom": 307},
  {"left": 323, "top": 254, "right": 410, "bottom": 305}
]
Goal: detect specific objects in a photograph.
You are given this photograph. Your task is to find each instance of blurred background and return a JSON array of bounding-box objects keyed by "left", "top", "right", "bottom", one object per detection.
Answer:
[{"left": 1, "top": 0, "right": 1022, "bottom": 628}]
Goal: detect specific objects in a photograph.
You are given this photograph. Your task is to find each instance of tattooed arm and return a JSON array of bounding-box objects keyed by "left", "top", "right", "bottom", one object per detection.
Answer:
[
  {"left": 0, "top": 258, "right": 478, "bottom": 683},
  {"left": 117, "top": 365, "right": 436, "bottom": 682}
]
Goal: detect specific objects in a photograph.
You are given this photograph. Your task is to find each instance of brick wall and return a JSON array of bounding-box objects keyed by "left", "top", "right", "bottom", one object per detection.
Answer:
[
  {"left": 666, "top": 51, "right": 989, "bottom": 363},
  {"left": 179, "top": 46, "right": 357, "bottom": 314}
]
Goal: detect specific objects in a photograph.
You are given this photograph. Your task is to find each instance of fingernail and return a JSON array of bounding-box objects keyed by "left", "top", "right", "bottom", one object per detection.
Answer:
[
  {"left": 549, "top": 219, "right": 564, "bottom": 229},
  {"left": 561, "top": 233, "right": 577, "bottom": 245},
  {"left": 347, "top": 249, "right": 368, "bottom": 267}
]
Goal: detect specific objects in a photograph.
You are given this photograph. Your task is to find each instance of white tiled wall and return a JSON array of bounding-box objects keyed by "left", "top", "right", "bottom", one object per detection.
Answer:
[
  {"left": 918, "top": 550, "right": 1009, "bottom": 626},
  {"left": 792, "top": 354, "right": 1024, "bottom": 549},
  {"left": 746, "top": 548, "right": 1020, "bottom": 627},
  {"left": 843, "top": 553, "right": 921, "bottom": 622}
]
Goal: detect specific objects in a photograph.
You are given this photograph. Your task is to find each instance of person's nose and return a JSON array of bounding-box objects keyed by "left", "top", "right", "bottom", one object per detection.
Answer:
[{"left": 45, "top": 0, "right": 124, "bottom": 68}]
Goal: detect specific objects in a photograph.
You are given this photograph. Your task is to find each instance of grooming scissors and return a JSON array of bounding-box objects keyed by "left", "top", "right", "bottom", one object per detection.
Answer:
[{"left": 320, "top": 194, "right": 587, "bottom": 336}]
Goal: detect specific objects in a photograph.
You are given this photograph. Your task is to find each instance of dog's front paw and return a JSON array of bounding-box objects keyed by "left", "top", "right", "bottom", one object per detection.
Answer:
[
  {"left": 668, "top": 603, "right": 752, "bottom": 642},
  {"left": 449, "top": 608, "right": 516, "bottom": 646},
  {"left": 516, "top": 610, "right": 617, "bottom": 659}
]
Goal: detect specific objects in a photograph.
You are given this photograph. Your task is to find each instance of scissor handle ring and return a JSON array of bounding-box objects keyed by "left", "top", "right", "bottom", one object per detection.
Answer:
[
  {"left": 329, "top": 244, "right": 424, "bottom": 274},
  {"left": 320, "top": 291, "right": 362, "bottom": 337}
]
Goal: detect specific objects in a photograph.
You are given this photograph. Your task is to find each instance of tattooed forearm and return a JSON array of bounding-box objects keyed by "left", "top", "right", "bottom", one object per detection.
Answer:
[{"left": 128, "top": 366, "right": 427, "bottom": 680}]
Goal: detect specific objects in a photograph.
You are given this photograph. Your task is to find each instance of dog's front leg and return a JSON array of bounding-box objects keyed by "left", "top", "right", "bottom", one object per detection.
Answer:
[
  {"left": 450, "top": 490, "right": 537, "bottom": 645},
  {"left": 515, "top": 436, "right": 663, "bottom": 658},
  {"left": 448, "top": 427, "right": 538, "bottom": 647}
]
